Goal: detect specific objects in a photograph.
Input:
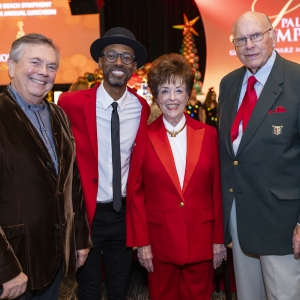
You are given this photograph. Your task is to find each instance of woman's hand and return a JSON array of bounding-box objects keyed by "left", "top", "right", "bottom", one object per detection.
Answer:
[
  {"left": 213, "top": 243, "right": 227, "bottom": 269},
  {"left": 137, "top": 245, "right": 154, "bottom": 272}
]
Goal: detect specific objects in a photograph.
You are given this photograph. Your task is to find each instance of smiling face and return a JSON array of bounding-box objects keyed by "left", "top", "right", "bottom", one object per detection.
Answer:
[
  {"left": 233, "top": 12, "right": 277, "bottom": 74},
  {"left": 98, "top": 44, "right": 137, "bottom": 95},
  {"left": 156, "top": 77, "right": 188, "bottom": 126},
  {"left": 8, "top": 44, "right": 58, "bottom": 105}
]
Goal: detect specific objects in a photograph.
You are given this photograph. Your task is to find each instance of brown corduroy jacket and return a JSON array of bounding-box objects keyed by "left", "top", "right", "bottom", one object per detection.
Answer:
[{"left": 0, "top": 87, "right": 92, "bottom": 290}]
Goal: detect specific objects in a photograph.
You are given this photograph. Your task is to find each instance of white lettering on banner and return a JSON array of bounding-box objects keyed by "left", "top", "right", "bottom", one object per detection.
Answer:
[
  {"left": 281, "top": 18, "right": 300, "bottom": 28},
  {"left": 225, "top": 1, "right": 300, "bottom": 57},
  {"left": 277, "top": 28, "right": 300, "bottom": 42},
  {"left": 3, "top": 3, "right": 21, "bottom": 9},
  {"left": 229, "top": 50, "right": 236, "bottom": 56},
  {"left": 4, "top": 10, "right": 26, "bottom": 16},
  {"left": 0, "top": 54, "right": 9, "bottom": 63},
  {"left": 277, "top": 29, "right": 292, "bottom": 42},
  {"left": 21, "top": 2, "right": 52, "bottom": 8},
  {"left": 27, "top": 9, "right": 56, "bottom": 16},
  {"left": 0, "top": 1, "right": 57, "bottom": 18},
  {"left": 293, "top": 28, "right": 300, "bottom": 41},
  {"left": 275, "top": 47, "right": 294, "bottom": 53}
]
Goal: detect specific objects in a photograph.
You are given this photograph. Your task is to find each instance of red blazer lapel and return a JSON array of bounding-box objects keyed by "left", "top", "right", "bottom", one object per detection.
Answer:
[
  {"left": 148, "top": 117, "right": 184, "bottom": 200},
  {"left": 126, "top": 87, "right": 150, "bottom": 201},
  {"left": 83, "top": 85, "right": 98, "bottom": 159},
  {"left": 182, "top": 116, "right": 205, "bottom": 194}
]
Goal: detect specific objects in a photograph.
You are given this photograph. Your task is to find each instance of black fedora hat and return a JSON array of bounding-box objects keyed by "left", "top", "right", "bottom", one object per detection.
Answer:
[{"left": 90, "top": 27, "right": 148, "bottom": 69}]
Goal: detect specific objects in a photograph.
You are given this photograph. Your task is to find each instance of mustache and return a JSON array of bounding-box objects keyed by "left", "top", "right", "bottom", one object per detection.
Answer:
[{"left": 108, "top": 67, "right": 127, "bottom": 73}]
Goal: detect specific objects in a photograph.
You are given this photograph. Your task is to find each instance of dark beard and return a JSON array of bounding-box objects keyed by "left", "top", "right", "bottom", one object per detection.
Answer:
[{"left": 106, "top": 68, "right": 130, "bottom": 87}]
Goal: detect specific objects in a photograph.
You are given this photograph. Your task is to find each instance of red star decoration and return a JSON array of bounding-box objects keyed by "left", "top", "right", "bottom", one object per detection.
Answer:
[{"left": 173, "top": 13, "right": 200, "bottom": 36}]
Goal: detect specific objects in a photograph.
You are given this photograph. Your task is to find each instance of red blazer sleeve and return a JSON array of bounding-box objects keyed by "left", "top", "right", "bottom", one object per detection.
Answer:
[{"left": 211, "top": 128, "right": 224, "bottom": 244}]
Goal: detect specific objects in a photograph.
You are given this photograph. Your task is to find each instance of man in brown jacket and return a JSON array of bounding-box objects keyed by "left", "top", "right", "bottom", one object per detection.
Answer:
[{"left": 0, "top": 33, "right": 92, "bottom": 300}]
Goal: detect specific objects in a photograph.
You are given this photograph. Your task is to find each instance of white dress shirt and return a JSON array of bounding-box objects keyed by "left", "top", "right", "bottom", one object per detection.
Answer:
[
  {"left": 96, "top": 82, "right": 142, "bottom": 202},
  {"left": 163, "top": 115, "right": 187, "bottom": 189},
  {"left": 233, "top": 50, "right": 276, "bottom": 155}
]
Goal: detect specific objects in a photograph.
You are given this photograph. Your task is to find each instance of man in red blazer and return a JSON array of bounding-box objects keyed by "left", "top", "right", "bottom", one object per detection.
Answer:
[{"left": 58, "top": 27, "right": 150, "bottom": 300}]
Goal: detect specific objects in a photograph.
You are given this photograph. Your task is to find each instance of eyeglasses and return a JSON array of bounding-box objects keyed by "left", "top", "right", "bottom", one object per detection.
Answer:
[
  {"left": 232, "top": 29, "right": 272, "bottom": 47},
  {"left": 100, "top": 50, "right": 135, "bottom": 65}
]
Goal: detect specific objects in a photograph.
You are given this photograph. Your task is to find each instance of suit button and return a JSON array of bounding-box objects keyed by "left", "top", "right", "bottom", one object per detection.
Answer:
[
  {"left": 46, "top": 162, "right": 51, "bottom": 168},
  {"left": 93, "top": 178, "right": 98, "bottom": 183},
  {"left": 179, "top": 202, "right": 185, "bottom": 207},
  {"left": 229, "top": 188, "right": 234, "bottom": 193},
  {"left": 54, "top": 224, "right": 59, "bottom": 229},
  {"left": 233, "top": 161, "right": 238, "bottom": 165}
]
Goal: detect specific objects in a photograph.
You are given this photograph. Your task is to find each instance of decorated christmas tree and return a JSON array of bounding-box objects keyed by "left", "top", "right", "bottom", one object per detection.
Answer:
[{"left": 173, "top": 14, "right": 203, "bottom": 94}]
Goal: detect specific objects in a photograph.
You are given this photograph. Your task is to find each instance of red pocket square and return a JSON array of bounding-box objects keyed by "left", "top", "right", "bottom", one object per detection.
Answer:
[{"left": 268, "top": 106, "right": 286, "bottom": 114}]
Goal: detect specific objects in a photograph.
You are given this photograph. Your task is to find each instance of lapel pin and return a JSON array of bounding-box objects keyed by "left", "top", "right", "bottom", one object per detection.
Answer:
[{"left": 272, "top": 125, "right": 283, "bottom": 135}]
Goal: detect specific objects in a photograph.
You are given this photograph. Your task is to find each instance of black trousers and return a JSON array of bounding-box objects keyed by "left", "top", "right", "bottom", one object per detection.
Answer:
[{"left": 76, "top": 203, "right": 132, "bottom": 300}]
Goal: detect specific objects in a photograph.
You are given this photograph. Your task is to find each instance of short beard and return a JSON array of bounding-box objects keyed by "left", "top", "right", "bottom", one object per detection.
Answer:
[{"left": 105, "top": 68, "right": 131, "bottom": 88}]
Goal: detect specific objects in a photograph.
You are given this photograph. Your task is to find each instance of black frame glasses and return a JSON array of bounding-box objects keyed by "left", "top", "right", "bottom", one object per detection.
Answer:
[
  {"left": 232, "top": 29, "right": 272, "bottom": 47},
  {"left": 100, "top": 50, "right": 136, "bottom": 65}
]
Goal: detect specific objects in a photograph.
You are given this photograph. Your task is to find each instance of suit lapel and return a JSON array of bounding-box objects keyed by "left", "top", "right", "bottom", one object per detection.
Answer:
[
  {"left": 237, "top": 55, "right": 283, "bottom": 156},
  {"left": 48, "top": 103, "right": 62, "bottom": 176},
  {"left": 148, "top": 117, "right": 183, "bottom": 200},
  {"left": 182, "top": 118, "right": 204, "bottom": 194},
  {"left": 126, "top": 88, "right": 150, "bottom": 201},
  {"left": 83, "top": 86, "right": 98, "bottom": 159},
  {"left": 5, "top": 90, "right": 58, "bottom": 178}
]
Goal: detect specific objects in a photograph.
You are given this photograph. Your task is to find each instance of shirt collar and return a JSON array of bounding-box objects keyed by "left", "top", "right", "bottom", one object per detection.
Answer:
[
  {"left": 163, "top": 114, "right": 186, "bottom": 132},
  {"left": 8, "top": 84, "right": 46, "bottom": 111},
  {"left": 243, "top": 49, "right": 276, "bottom": 86},
  {"left": 98, "top": 81, "right": 128, "bottom": 111}
]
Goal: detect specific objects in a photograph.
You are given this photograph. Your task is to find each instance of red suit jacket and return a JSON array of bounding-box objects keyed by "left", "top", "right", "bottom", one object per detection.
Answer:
[
  {"left": 58, "top": 84, "right": 150, "bottom": 227},
  {"left": 126, "top": 115, "right": 224, "bottom": 265}
]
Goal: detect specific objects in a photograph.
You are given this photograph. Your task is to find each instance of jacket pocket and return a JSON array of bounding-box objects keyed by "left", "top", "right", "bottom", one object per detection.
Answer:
[
  {"left": 270, "top": 188, "right": 300, "bottom": 200},
  {"left": 201, "top": 207, "right": 215, "bottom": 223},
  {"left": 261, "top": 113, "right": 292, "bottom": 144},
  {"left": 146, "top": 211, "right": 163, "bottom": 225},
  {"left": 2, "top": 224, "right": 27, "bottom": 273}
]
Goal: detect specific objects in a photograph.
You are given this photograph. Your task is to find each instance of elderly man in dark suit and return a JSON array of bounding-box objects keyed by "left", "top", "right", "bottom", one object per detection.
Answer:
[
  {"left": 0, "top": 33, "right": 92, "bottom": 300},
  {"left": 218, "top": 11, "right": 300, "bottom": 300}
]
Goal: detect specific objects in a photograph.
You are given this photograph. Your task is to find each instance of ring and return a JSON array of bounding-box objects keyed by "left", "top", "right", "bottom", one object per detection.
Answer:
[{"left": 140, "top": 262, "right": 144, "bottom": 266}]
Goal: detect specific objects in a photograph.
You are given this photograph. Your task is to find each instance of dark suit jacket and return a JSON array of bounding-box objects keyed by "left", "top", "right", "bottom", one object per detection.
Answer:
[
  {"left": 218, "top": 52, "right": 300, "bottom": 255},
  {"left": 58, "top": 84, "right": 150, "bottom": 228},
  {"left": 0, "top": 87, "right": 92, "bottom": 289},
  {"left": 126, "top": 115, "right": 224, "bottom": 265}
]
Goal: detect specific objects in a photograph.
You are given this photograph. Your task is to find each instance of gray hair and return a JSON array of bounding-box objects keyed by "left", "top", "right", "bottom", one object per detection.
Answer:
[{"left": 9, "top": 33, "right": 60, "bottom": 66}]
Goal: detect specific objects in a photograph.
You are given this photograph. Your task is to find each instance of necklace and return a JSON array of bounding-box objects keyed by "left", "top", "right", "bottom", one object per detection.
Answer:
[{"left": 165, "top": 121, "right": 186, "bottom": 137}]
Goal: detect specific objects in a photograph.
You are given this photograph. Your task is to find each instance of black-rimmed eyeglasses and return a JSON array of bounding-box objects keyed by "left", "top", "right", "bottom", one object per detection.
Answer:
[
  {"left": 100, "top": 50, "right": 135, "bottom": 65},
  {"left": 232, "top": 29, "right": 272, "bottom": 47}
]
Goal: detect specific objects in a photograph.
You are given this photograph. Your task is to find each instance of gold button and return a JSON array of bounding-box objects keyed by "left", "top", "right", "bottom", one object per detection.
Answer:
[
  {"left": 180, "top": 202, "right": 185, "bottom": 207},
  {"left": 229, "top": 188, "right": 234, "bottom": 193},
  {"left": 233, "top": 161, "right": 238, "bottom": 165}
]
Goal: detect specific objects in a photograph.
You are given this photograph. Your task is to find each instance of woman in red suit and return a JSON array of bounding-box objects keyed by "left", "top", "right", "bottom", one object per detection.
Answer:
[{"left": 126, "top": 53, "right": 226, "bottom": 300}]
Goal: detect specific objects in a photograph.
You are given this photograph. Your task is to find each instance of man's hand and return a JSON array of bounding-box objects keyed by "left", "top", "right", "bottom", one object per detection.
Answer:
[
  {"left": 0, "top": 272, "right": 28, "bottom": 299},
  {"left": 137, "top": 245, "right": 154, "bottom": 272},
  {"left": 213, "top": 244, "right": 227, "bottom": 269},
  {"left": 76, "top": 248, "right": 90, "bottom": 268},
  {"left": 292, "top": 224, "right": 300, "bottom": 259}
]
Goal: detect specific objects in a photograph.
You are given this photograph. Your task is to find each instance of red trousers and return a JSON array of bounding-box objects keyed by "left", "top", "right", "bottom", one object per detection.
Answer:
[{"left": 148, "top": 257, "right": 214, "bottom": 300}]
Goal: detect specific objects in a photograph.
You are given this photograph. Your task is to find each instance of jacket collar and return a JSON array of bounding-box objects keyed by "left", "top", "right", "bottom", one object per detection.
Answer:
[
  {"left": 236, "top": 52, "right": 283, "bottom": 156},
  {"left": 147, "top": 114, "right": 204, "bottom": 198}
]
